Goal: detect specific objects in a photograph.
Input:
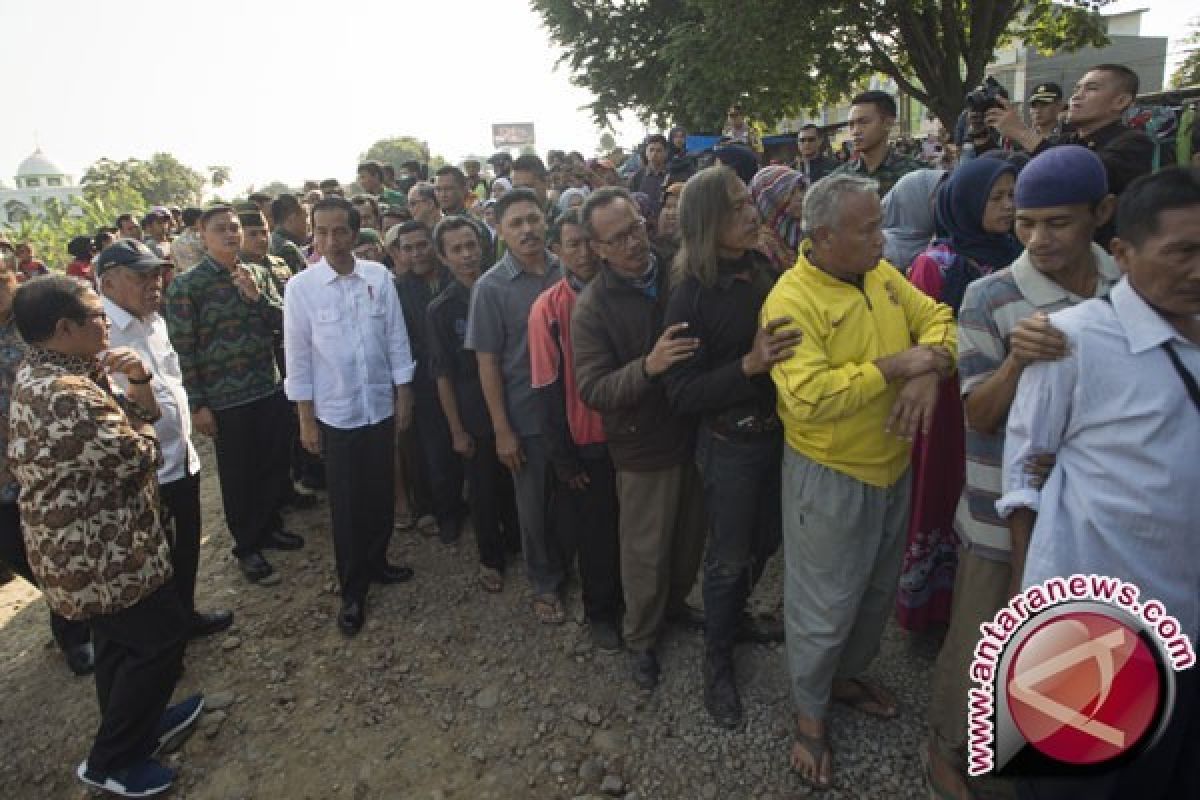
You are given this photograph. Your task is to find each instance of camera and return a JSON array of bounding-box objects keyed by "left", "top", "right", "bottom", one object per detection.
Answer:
[{"left": 965, "top": 76, "right": 1006, "bottom": 113}]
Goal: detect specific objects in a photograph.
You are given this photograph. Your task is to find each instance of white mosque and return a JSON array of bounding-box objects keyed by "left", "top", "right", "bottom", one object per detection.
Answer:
[{"left": 0, "top": 149, "right": 81, "bottom": 225}]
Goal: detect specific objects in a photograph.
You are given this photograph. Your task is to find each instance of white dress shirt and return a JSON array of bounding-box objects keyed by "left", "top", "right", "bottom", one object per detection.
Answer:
[
  {"left": 997, "top": 277, "right": 1200, "bottom": 644},
  {"left": 283, "top": 257, "right": 414, "bottom": 429},
  {"left": 103, "top": 297, "right": 202, "bottom": 483}
]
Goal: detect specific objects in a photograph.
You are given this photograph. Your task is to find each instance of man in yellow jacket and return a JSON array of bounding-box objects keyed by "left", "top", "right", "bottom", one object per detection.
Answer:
[{"left": 762, "top": 173, "right": 955, "bottom": 790}]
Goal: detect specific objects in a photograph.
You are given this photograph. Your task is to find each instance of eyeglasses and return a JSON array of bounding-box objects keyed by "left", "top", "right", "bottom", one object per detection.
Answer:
[{"left": 593, "top": 218, "right": 645, "bottom": 249}]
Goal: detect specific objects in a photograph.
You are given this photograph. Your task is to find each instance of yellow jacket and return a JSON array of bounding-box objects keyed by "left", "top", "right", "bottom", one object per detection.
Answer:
[{"left": 762, "top": 242, "right": 956, "bottom": 487}]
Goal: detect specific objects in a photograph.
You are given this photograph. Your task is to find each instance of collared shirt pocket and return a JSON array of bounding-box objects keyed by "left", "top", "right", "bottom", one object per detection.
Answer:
[{"left": 317, "top": 307, "right": 340, "bottom": 325}]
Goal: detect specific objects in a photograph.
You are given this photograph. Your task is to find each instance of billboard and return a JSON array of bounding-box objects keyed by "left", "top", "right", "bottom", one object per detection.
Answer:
[{"left": 492, "top": 123, "right": 536, "bottom": 148}]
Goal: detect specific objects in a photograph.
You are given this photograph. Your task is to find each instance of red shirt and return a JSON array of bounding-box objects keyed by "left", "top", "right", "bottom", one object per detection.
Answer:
[
  {"left": 66, "top": 259, "right": 94, "bottom": 287},
  {"left": 528, "top": 278, "right": 606, "bottom": 447},
  {"left": 17, "top": 260, "right": 48, "bottom": 283}
]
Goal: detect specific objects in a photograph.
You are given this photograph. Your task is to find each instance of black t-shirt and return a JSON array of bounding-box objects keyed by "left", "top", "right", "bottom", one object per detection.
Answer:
[{"left": 425, "top": 280, "right": 492, "bottom": 438}]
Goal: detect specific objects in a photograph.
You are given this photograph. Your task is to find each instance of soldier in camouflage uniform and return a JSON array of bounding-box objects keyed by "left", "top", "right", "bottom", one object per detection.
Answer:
[{"left": 834, "top": 90, "right": 923, "bottom": 197}]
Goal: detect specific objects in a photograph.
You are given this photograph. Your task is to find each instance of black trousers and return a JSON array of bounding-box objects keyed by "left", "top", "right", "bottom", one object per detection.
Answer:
[
  {"left": 462, "top": 433, "right": 521, "bottom": 571},
  {"left": 413, "top": 390, "right": 466, "bottom": 524},
  {"left": 158, "top": 472, "right": 201, "bottom": 615},
  {"left": 0, "top": 502, "right": 90, "bottom": 651},
  {"left": 88, "top": 584, "right": 187, "bottom": 773},
  {"left": 552, "top": 453, "right": 622, "bottom": 625},
  {"left": 1017, "top": 665, "right": 1200, "bottom": 800},
  {"left": 321, "top": 417, "right": 396, "bottom": 602},
  {"left": 211, "top": 391, "right": 290, "bottom": 557}
]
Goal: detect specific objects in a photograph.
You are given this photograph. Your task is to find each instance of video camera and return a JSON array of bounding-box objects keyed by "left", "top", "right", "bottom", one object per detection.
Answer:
[{"left": 965, "top": 76, "right": 1007, "bottom": 113}]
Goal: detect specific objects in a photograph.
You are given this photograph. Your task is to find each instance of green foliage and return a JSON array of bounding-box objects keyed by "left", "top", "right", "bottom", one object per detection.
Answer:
[
  {"left": 532, "top": 0, "right": 1113, "bottom": 131},
  {"left": 598, "top": 132, "right": 617, "bottom": 154},
  {"left": 1, "top": 186, "right": 145, "bottom": 270},
  {"left": 1171, "top": 19, "right": 1200, "bottom": 89},
  {"left": 208, "top": 165, "right": 232, "bottom": 189},
  {"left": 81, "top": 153, "right": 206, "bottom": 207},
  {"left": 361, "top": 137, "right": 431, "bottom": 171}
]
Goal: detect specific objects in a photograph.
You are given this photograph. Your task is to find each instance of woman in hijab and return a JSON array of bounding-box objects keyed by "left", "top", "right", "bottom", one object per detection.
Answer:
[
  {"left": 749, "top": 166, "right": 805, "bottom": 272},
  {"left": 556, "top": 186, "right": 590, "bottom": 214},
  {"left": 895, "top": 157, "right": 1021, "bottom": 634},
  {"left": 489, "top": 177, "right": 512, "bottom": 200},
  {"left": 881, "top": 168, "right": 945, "bottom": 271}
]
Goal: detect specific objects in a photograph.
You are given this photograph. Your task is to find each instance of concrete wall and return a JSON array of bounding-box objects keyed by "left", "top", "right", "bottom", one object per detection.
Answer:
[{"left": 1023, "top": 34, "right": 1168, "bottom": 99}]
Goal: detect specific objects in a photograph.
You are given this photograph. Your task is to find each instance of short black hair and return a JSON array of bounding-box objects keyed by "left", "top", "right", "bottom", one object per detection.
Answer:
[
  {"left": 357, "top": 161, "right": 384, "bottom": 181},
  {"left": 409, "top": 182, "right": 439, "bottom": 207},
  {"left": 248, "top": 191, "right": 272, "bottom": 204},
  {"left": 319, "top": 178, "right": 341, "bottom": 190},
  {"left": 12, "top": 276, "right": 91, "bottom": 345},
  {"left": 549, "top": 208, "right": 585, "bottom": 247},
  {"left": 1091, "top": 64, "right": 1139, "bottom": 99},
  {"left": 115, "top": 212, "right": 137, "bottom": 230},
  {"left": 851, "top": 90, "right": 898, "bottom": 119},
  {"left": 580, "top": 186, "right": 634, "bottom": 238},
  {"left": 432, "top": 215, "right": 482, "bottom": 258},
  {"left": 434, "top": 165, "right": 467, "bottom": 186},
  {"left": 351, "top": 194, "right": 381, "bottom": 218},
  {"left": 644, "top": 134, "right": 668, "bottom": 150},
  {"left": 93, "top": 230, "right": 116, "bottom": 251},
  {"left": 271, "top": 194, "right": 304, "bottom": 226},
  {"left": 181, "top": 207, "right": 204, "bottom": 227},
  {"left": 512, "top": 154, "right": 548, "bottom": 181},
  {"left": 494, "top": 188, "right": 543, "bottom": 225},
  {"left": 199, "top": 204, "right": 236, "bottom": 228},
  {"left": 67, "top": 236, "right": 93, "bottom": 260},
  {"left": 801, "top": 123, "right": 822, "bottom": 134},
  {"left": 1116, "top": 167, "right": 1200, "bottom": 247},
  {"left": 311, "top": 196, "right": 361, "bottom": 234},
  {"left": 382, "top": 164, "right": 396, "bottom": 178}
]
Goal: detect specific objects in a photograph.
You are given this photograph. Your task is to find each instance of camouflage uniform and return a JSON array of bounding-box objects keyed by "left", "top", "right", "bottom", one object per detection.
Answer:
[
  {"left": 834, "top": 146, "right": 924, "bottom": 197},
  {"left": 269, "top": 229, "right": 308, "bottom": 276}
]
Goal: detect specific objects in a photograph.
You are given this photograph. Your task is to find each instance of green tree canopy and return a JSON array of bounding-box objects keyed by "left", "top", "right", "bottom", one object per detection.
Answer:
[
  {"left": 532, "top": 0, "right": 1111, "bottom": 131},
  {"left": 81, "top": 153, "right": 206, "bottom": 207},
  {"left": 1171, "top": 19, "right": 1200, "bottom": 89}
]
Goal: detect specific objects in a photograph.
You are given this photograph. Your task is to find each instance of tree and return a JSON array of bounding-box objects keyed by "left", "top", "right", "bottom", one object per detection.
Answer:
[
  {"left": 532, "top": 0, "right": 1111, "bottom": 132},
  {"left": 81, "top": 153, "right": 206, "bottom": 207},
  {"left": 597, "top": 132, "right": 617, "bottom": 154},
  {"left": 1171, "top": 19, "right": 1200, "bottom": 89},
  {"left": 361, "top": 136, "right": 432, "bottom": 171},
  {"left": 1, "top": 186, "right": 145, "bottom": 270},
  {"left": 208, "top": 165, "right": 232, "bottom": 189}
]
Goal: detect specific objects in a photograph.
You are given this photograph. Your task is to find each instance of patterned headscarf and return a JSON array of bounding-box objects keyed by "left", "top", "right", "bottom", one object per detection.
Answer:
[{"left": 750, "top": 166, "right": 805, "bottom": 271}]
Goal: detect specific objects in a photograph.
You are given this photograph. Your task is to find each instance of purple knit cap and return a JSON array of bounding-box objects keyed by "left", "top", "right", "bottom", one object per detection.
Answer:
[{"left": 1014, "top": 145, "right": 1108, "bottom": 209}]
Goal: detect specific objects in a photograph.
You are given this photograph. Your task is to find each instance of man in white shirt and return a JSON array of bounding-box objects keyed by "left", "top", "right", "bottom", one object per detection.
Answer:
[
  {"left": 998, "top": 167, "right": 1200, "bottom": 799},
  {"left": 283, "top": 197, "right": 416, "bottom": 636},
  {"left": 97, "top": 239, "right": 233, "bottom": 639}
]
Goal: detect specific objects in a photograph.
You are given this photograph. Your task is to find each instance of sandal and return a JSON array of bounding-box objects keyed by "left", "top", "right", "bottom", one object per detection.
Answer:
[
  {"left": 832, "top": 677, "right": 898, "bottom": 719},
  {"left": 790, "top": 727, "right": 833, "bottom": 791},
  {"left": 531, "top": 594, "right": 566, "bottom": 625},
  {"left": 478, "top": 566, "right": 503, "bottom": 594}
]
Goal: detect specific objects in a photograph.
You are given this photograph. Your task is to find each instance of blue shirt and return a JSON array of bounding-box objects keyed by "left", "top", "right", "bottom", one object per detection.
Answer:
[{"left": 998, "top": 277, "right": 1200, "bottom": 645}]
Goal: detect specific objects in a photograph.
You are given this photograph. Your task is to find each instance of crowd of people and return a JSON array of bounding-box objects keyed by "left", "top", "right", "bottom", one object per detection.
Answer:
[{"left": 0, "top": 61, "right": 1197, "bottom": 799}]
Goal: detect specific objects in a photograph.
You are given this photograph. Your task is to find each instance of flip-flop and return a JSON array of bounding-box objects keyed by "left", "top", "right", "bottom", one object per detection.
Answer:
[
  {"left": 791, "top": 728, "right": 833, "bottom": 791},
  {"left": 833, "top": 677, "right": 898, "bottom": 719},
  {"left": 478, "top": 566, "right": 503, "bottom": 594},
  {"left": 531, "top": 594, "right": 565, "bottom": 625}
]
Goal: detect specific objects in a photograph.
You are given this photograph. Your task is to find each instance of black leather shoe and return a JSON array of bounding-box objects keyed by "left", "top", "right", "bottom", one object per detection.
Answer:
[
  {"left": 437, "top": 515, "right": 461, "bottom": 545},
  {"left": 371, "top": 563, "right": 414, "bottom": 584},
  {"left": 188, "top": 610, "right": 234, "bottom": 639},
  {"left": 736, "top": 613, "right": 785, "bottom": 644},
  {"left": 337, "top": 598, "right": 365, "bottom": 636},
  {"left": 65, "top": 642, "right": 95, "bottom": 677},
  {"left": 282, "top": 490, "right": 318, "bottom": 510},
  {"left": 703, "top": 650, "right": 743, "bottom": 729},
  {"left": 262, "top": 529, "right": 305, "bottom": 551},
  {"left": 631, "top": 648, "right": 660, "bottom": 690},
  {"left": 238, "top": 552, "right": 276, "bottom": 583}
]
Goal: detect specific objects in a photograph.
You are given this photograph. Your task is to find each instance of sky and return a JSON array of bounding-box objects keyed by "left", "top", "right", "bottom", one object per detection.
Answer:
[{"left": 0, "top": 0, "right": 1194, "bottom": 195}]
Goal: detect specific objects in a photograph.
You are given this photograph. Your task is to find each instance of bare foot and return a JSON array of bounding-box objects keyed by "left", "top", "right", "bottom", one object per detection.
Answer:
[{"left": 790, "top": 714, "right": 832, "bottom": 790}]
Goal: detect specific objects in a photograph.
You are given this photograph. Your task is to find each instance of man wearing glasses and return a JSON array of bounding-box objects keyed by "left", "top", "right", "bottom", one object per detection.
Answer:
[
  {"left": 572, "top": 187, "right": 706, "bottom": 691},
  {"left": 723, "top": 103, "right": 763, "bottom": 155},
  {"left": 796, "top": 124, "right": 837, "bottom": 184}
]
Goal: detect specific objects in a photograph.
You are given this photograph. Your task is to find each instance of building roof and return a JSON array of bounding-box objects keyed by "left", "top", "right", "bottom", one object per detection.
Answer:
[{"left": 16, "top": 148, "right": 66, "bottom": 178}]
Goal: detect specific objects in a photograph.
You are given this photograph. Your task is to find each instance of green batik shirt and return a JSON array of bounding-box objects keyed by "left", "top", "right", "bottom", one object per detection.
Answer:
[
  {"left": 269, "top": 229, "right": 309, "bottom": 275},
  {"left": 164, "top": 255, "right": 284, "bottom": 412},
  {"left": 834, "top": 146, "right": 924, "bottom": 197}
]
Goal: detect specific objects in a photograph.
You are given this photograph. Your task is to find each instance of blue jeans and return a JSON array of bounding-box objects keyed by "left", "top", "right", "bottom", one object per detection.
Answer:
[{"left": 695, "top": 424, "right": 783, "bottom": 653}]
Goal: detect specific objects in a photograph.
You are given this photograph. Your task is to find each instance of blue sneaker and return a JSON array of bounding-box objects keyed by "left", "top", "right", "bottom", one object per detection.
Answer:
[
  {"left": 153, "top": 693, "right": 205, "bottom": 755},
  {"left": 77, "top": 757, "right": 176, "bottom": 797}
]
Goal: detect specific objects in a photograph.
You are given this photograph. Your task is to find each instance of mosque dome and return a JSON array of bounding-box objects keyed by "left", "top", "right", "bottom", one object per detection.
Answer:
[{"left": 16, "top": 148, "right": 66, "bottom": 178}]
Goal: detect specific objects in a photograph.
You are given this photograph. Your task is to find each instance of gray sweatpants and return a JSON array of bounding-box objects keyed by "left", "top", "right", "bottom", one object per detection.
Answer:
[{"left": 782, "top": 447, "right": 911, "bottom": 719}]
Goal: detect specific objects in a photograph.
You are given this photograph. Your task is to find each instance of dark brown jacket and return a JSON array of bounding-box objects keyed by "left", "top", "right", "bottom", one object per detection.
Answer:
[{"left": 571, "top": 257, "right": 693, "bottom": 471}]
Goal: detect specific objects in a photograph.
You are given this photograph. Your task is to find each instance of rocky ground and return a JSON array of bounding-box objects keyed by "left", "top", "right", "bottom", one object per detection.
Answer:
[{"left": 1, "top": 442, "right": 951, "bottom": 800}]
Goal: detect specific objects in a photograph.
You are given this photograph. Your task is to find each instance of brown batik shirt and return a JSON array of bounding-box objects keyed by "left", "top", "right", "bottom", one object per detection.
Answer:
[{"left": 7, "top": 348, "right": 173, "bottom": 620}]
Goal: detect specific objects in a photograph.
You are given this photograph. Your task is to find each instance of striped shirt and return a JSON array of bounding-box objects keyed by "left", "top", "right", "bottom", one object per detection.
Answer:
[{"left": 954, "top": 244, "right": 1120, "bottom": 560}]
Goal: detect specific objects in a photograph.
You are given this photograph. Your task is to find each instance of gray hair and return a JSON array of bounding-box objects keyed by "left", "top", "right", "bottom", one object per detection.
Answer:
[{"left": 802, "top": 173, "right": 879, "bottom": 232}]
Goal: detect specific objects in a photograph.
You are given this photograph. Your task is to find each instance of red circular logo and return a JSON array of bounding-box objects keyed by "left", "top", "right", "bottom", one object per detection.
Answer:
[{"left": 1005, "top": 611, "right": 1162, "bottom": 765}]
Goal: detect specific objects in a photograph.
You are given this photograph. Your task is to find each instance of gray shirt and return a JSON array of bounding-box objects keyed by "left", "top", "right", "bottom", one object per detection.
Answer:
[{"left": 464, "top": 249, "right": 561, "bottom": 437}]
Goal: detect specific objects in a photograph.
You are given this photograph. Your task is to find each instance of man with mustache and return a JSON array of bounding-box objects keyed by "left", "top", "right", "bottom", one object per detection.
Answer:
[{"left": 465, "top": 188, "right": 564, "bottom": 623}]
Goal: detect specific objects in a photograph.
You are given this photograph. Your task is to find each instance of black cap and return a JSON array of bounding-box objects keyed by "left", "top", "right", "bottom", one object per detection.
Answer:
[
  {"left": 487, "top": 152, "right": 512, "bottom": 165},
  {"left": 1029, "top": 82, "right": 1063, "bottom": 105},
  {"left": 95, "top": 239, "right": 168, "bottom": 275}
]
